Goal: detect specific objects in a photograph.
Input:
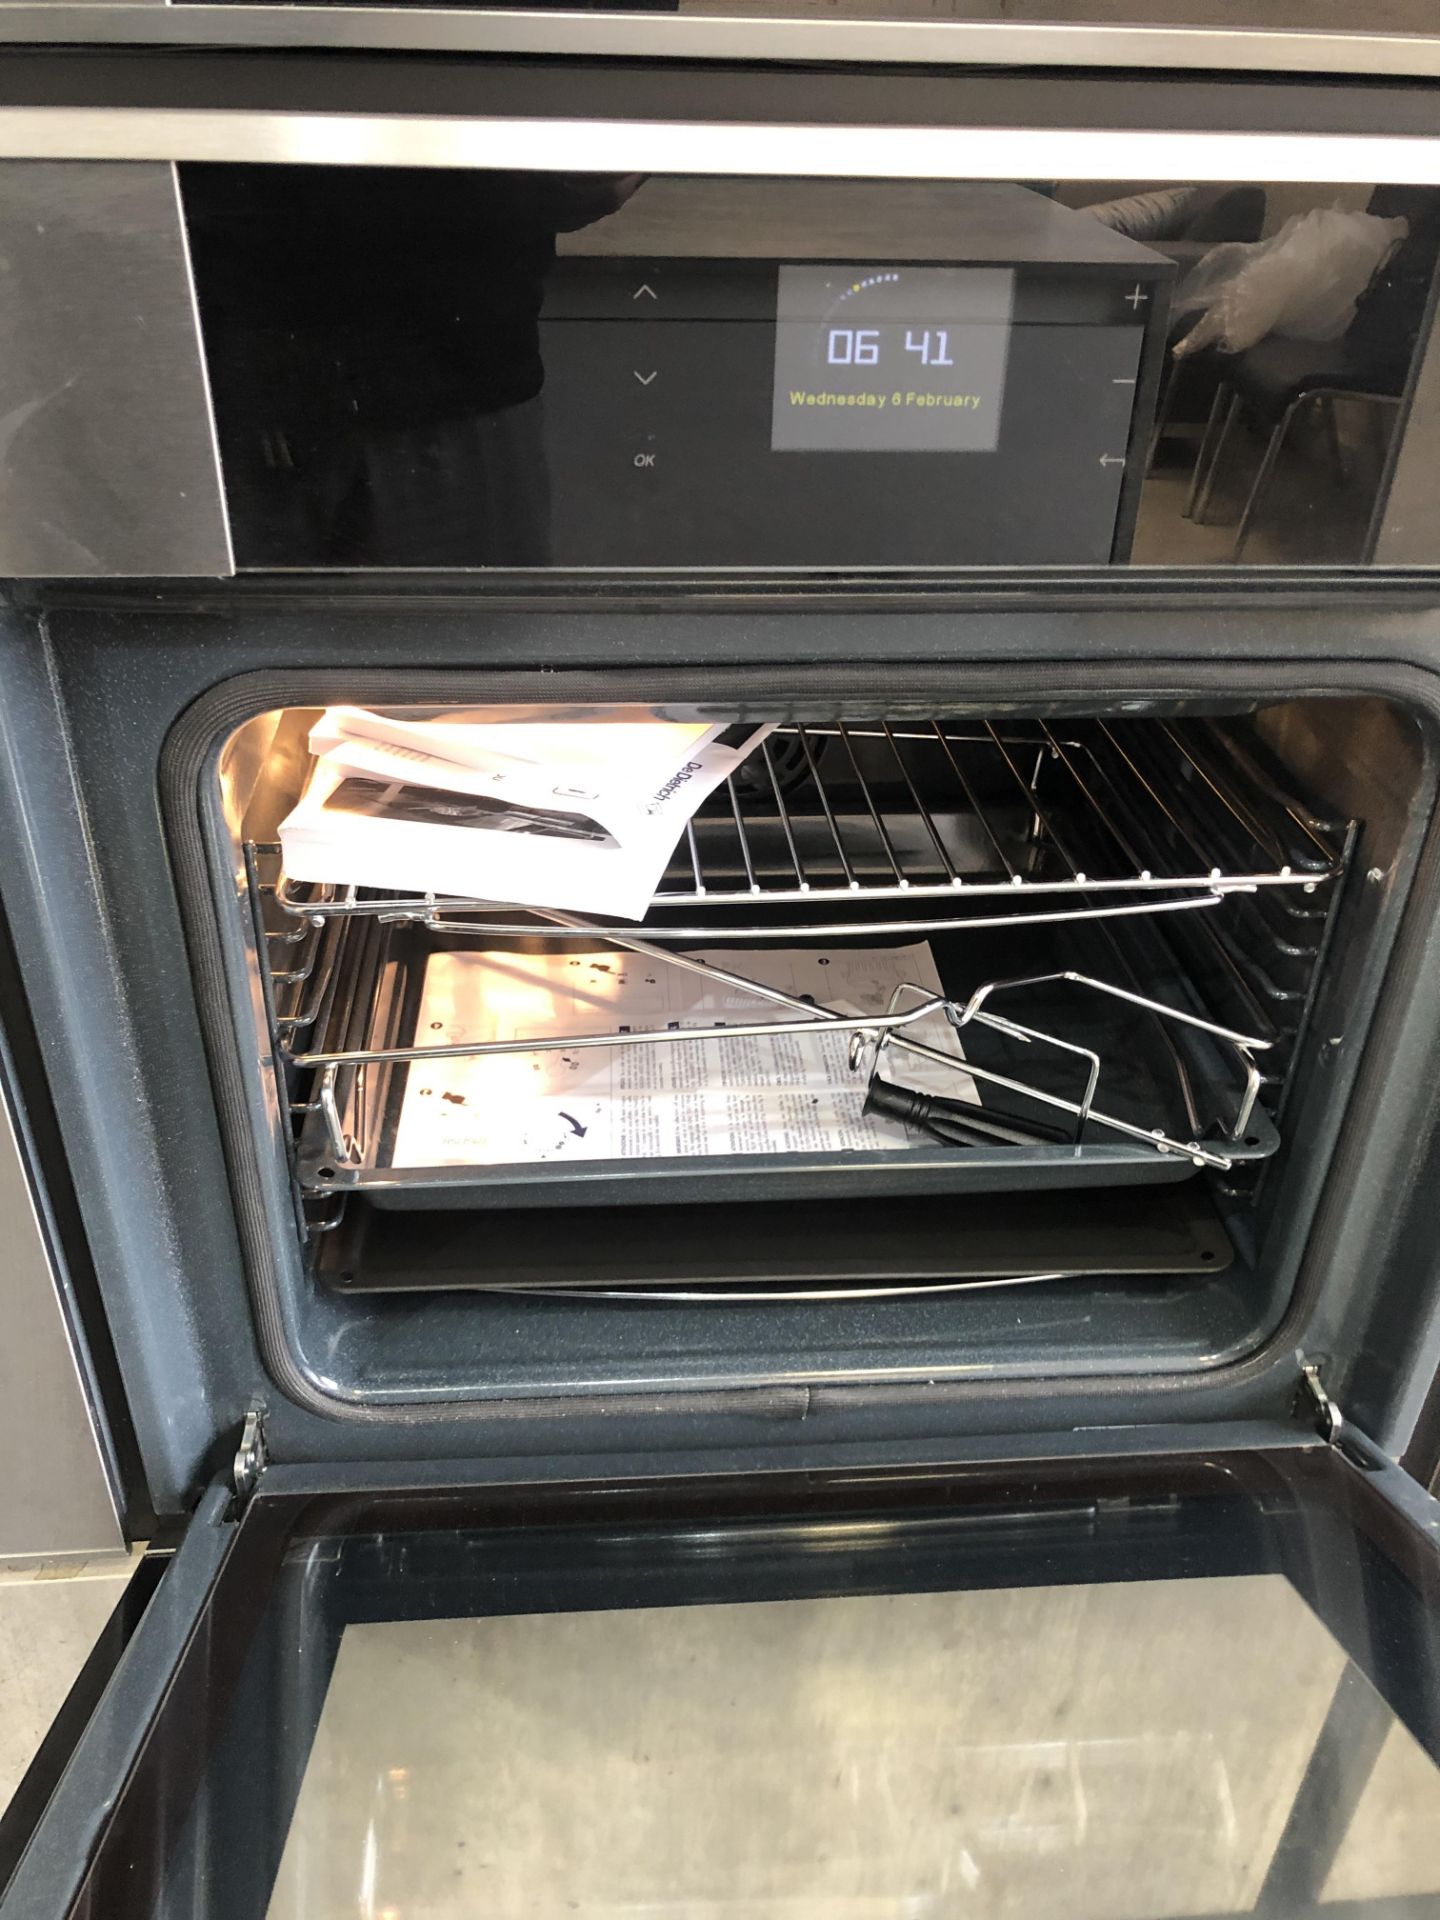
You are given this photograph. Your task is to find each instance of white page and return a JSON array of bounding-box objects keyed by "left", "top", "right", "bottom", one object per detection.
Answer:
[
  {"left": 309, "top": 706, "right": 737, "bottom": 791},
  {"left": 304, "top": 708, "right": 774, "bottom": 845},
  {"left": 389, "top": 942, "right": 979, "bottom": 1169},
  {"left": 279, "top": 719, "right": 776, "bottom": 920}
]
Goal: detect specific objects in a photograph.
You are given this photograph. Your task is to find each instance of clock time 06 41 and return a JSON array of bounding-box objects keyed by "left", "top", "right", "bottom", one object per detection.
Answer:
[{"left": 825, "top": 327, "right": 957, "bottom": 368}]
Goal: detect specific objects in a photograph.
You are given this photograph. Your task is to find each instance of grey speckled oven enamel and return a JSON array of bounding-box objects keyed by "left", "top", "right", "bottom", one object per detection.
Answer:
[{"left": 3, "top": 583, "right": 1440, "bottom": 1514}]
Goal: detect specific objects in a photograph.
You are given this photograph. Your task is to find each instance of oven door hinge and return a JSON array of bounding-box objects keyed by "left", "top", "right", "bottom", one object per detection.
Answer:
[
  {"left": 231, "top": 1404, "right": 268, "bottom": 1505},
  {"left": 1298, "top": 1359, "right": 1346, "bottom": 1446}
]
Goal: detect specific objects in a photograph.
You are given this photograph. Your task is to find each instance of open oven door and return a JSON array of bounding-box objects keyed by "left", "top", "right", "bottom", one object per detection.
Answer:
[{"left": 2, "top": 1419, "right": 1439, "bottom": 1920}]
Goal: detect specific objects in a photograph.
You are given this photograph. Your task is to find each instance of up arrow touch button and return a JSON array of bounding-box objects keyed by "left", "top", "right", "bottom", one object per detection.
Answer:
[{"left": 632, "top": 283, "right": 657, "bottom": 300}]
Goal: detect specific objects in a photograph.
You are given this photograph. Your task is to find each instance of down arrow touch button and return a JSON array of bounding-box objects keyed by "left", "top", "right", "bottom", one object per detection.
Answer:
[{"left": 634, "top": 370, "right": 658, "bottom": 386}]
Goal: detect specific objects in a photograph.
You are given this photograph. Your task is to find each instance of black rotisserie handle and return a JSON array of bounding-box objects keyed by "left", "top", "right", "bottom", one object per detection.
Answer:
[{"left": 864, "top": 1076, "right": 1073, "bottom": 1149}]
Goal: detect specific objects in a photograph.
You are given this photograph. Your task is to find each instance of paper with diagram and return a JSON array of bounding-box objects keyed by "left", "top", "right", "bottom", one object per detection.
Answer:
[
  {"left": 279, "top": 707, "right": 776, "bottom": 920},
  {"left": 390, "top": 941, "right": 977, "bottom": 1168}
]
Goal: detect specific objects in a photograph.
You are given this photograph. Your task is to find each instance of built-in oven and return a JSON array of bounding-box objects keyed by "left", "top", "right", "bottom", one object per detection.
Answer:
[{"left": 3, "top": 15, "right": 1440, "bottom": 1916}]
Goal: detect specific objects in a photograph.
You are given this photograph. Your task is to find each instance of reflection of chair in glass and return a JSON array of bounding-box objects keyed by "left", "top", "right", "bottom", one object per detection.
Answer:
[
  {"left": 1139, "top": 187, "right": 1269, "bottom": 468},
  {"left": 1185, "top": 187, "right": 1440, "bottom": 561},
  {"left": 1185, "top": 338, "right": 1406, "bottom": 557}
]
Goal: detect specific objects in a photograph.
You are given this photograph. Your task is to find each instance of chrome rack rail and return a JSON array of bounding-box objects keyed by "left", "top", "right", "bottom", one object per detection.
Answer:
[
  {"left": 244, "top": 857, "right": 1281, "bottom": 1227},
  {"left": 290, "top": 920, "right": 1270, "bottom": 1178}
]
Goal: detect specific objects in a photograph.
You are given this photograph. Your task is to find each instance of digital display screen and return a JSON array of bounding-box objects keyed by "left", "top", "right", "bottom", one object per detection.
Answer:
[{"left": 771, "top": 265, "right": 1014, "bottom": 453}]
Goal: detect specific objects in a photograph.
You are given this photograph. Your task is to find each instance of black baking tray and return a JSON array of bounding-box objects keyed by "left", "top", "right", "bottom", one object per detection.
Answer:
[
  {"left": 296, "top": 909, "right": 1280, "bottom": 1209},
  {"left": 313, "top": 1176, "right": 1235, "bottom": 1295}
]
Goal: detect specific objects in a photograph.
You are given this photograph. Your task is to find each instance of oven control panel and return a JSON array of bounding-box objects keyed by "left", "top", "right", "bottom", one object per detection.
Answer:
[
  {"left": 187, "top": 172, "right": 1172, "bottom": 571},
  {"left": 540, "top": 245, "right": 1166, "bottom": 566}
]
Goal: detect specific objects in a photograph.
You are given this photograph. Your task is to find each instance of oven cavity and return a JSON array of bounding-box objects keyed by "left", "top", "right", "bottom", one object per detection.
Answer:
[{"left": 232, "top": 706, "right": 1355, "bottom": 1305}]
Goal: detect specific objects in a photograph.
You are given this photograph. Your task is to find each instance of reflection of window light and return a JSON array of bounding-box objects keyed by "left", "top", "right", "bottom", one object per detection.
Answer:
[
  {"left": 513, "top": 124, "right": 1440, "bottom": 187},
  {"left": 13, "top": 112, "right": 1440, "bottom": 187},
  {"left": 951, "top": 1734, "right": 1239, "bottom": 1860}
]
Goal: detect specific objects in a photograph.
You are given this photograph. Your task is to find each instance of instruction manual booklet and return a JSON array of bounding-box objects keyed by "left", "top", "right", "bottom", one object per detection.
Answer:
[
  {"left": 390, "top": 940, "right": 978, "bottom": 1168},
  {"left": 279, "top": 707, "right": 775, "bottom": 921}
]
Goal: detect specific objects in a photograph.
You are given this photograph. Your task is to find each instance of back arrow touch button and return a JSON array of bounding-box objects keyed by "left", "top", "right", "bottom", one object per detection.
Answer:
[
  {"left": 634, "top": 370, "right": 657, "bottom": 386},
  {"left": 1099, "top": 453, "right": 1126, "bottom": 467}
]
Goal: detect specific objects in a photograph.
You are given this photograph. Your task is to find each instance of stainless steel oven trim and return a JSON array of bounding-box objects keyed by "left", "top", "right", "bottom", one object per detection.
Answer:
[
  {"left": 4, "top": 6, "right": 1440, "bottom": 82},
  {"left": 0, "top": 1026, "right": 123, "bottom": 1555},
  {"left": 6, "top": 112, "right": 1440, "bottom": 182},
  {"left": 0, "top": 159, "right": 231, "bottom": 580}
]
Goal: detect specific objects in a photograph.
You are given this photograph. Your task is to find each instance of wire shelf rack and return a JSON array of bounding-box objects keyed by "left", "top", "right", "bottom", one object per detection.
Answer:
[{"left": 269, "top": 718, "right": 1347, "bottom": 941}]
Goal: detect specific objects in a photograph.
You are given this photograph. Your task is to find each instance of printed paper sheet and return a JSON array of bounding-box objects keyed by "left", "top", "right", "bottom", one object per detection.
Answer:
[
  {"left": 390, "top": 942, "right": 978, "bottom": 1168},
  {"left": 280, "top": 709, "right": 776, "bottom": 921}
]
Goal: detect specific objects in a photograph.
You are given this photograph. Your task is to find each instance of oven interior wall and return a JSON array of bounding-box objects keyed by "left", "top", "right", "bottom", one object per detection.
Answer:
[{"left": 210, "top": 690, "right": 1425, "bottom": 1404}]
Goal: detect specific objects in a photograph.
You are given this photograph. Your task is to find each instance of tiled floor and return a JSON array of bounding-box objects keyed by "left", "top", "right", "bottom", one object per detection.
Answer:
[{"left": 0, "top": 1551, "right": 140, "bottom": 1816}]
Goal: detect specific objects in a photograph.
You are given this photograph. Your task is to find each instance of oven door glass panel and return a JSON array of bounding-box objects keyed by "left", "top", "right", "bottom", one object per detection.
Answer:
[
  {"left": 42, "top": 1448, "right": 1440, "bottom": 1917},
  {"left": 181, "top": 168, "right": 1440, "bottom": 573}
]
